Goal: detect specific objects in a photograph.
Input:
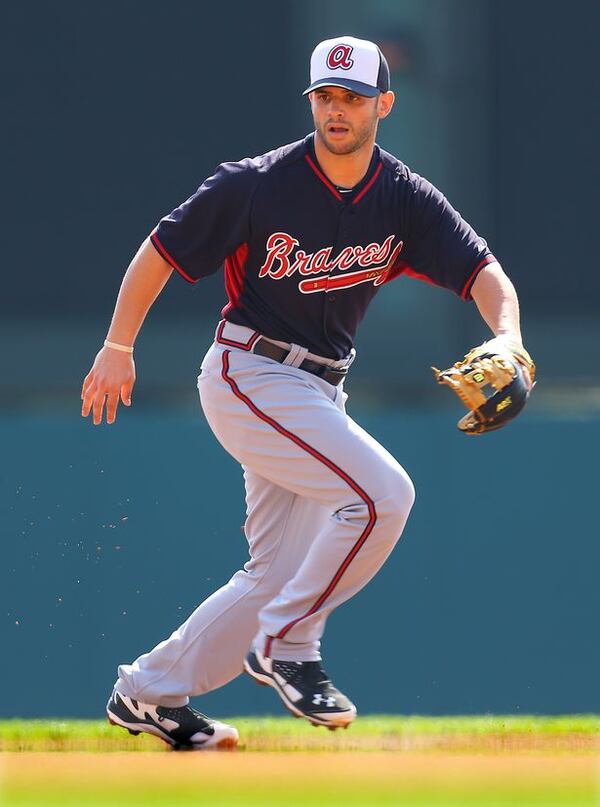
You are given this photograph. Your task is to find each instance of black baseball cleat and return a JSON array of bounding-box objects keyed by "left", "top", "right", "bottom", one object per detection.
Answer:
[
  {"left": 244, "top": 648, "right": 357, "bottom": 728},
  {"left": 106, "top": 690, "right": 238, "bottom": 750}
]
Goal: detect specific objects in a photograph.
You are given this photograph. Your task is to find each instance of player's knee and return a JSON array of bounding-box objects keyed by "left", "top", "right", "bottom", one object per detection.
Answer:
[
  {"left": 229, "top": 564, "right": 286, "bottom": 602},
  {"left": 400, "top": 471, "right": 416, "bottom": 514},
  {"left": 334, "top": 466, "right": 414, "bottom": 537},
  {"left": 376, "top": 468, "right": 415, "bottom": 533}
]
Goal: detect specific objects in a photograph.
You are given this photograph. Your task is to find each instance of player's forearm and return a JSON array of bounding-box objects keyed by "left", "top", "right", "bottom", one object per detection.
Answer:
[
  {"left": 106, "top": 237, "right": 174, "bottom": 346},
  {"left": 470, "top": 261, "right": 523, "bottom": 344}
]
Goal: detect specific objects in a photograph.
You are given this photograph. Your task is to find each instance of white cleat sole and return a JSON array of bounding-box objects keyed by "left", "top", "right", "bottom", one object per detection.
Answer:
[
  {"left": 243, "top": 657, "right": 356, "bottom": 730},
  {"left": 107, "top": 711, "right": 239, "bottom": 750}
]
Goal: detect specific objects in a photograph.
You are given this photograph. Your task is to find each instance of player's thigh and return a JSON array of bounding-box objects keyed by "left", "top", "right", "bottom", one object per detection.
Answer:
[{"left": 199, "top": 349, "right": 412, "bottom": 511}]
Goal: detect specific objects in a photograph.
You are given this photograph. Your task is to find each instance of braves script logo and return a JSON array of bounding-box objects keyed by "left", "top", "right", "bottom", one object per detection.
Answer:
[
  {"left": 259, "top": 232, "right": 404, "bottom": 294},
  {"left": 326, "top": 44, "right": 354, "bottom": 70}
]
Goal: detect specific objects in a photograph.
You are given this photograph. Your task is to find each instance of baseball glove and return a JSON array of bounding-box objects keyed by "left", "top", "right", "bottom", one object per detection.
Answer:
[{"left": 432, "top": 336, "right": 536, "bottom": 435}]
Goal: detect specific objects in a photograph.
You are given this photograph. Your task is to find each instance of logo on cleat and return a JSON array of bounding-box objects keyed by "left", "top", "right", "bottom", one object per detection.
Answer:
[{"left": 312, "top": 694, "right": 337, "bottom": 707}]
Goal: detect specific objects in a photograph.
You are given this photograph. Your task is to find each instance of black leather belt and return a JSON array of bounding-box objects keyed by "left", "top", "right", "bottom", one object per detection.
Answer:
[{"left": 253, "top": 338, "right": 349, "bottom": 386}]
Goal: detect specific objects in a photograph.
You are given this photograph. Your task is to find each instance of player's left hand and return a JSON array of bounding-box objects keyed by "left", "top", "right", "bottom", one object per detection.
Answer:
[{"left": 432, "top": 336, "right": 536, "bottom": 435}]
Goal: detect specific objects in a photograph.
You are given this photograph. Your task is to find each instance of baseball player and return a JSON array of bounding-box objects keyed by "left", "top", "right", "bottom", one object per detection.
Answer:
[{"left": 81, "top": 36, "right": 533, "bottom": 750}]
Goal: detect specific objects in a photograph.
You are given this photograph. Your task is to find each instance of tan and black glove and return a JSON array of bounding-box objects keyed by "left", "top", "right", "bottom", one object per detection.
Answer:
[{"left": 433, "top": 336, "right": 536, "bottom": 435}]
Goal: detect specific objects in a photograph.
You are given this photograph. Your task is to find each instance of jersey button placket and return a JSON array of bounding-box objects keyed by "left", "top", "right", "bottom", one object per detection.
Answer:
[
  {"left": 323, "top": 204, "right": 351, "bottom": 330},
  {"left": 321, "top": 207, "right": 340, "bottom": 338}
]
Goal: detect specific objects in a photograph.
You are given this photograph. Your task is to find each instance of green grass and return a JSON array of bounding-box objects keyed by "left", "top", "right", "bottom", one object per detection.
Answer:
[
  {"left": 1, "top": 717, "right": 598, "bottom": 807},
  {"left": 0, "top": 715, "right": 598, "bottom": 752}
]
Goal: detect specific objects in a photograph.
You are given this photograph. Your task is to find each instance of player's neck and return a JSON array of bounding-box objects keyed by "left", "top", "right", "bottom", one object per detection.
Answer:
[{"left": 313, "top": 134, "right": 376, "bottom": 189}]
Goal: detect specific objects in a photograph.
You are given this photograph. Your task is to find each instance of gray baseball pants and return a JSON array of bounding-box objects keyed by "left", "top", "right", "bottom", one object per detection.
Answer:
[{"left": 115, "top": 322, "right": 415, "bottom": 707}]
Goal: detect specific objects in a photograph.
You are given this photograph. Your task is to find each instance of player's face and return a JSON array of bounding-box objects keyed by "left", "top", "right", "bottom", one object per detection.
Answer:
[{"left": 309, "top": 86, "right": 394, "bottom": 156}]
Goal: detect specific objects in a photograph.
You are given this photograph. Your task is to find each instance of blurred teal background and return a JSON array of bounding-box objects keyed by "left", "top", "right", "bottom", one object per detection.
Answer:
[{"left": 2, "top": 0, "right": 599, "bottom": 717}]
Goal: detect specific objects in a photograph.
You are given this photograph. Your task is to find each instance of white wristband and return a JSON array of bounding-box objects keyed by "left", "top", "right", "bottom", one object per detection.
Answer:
[{"left": 104, "top": 339, "right": 134, "bottom": 354}]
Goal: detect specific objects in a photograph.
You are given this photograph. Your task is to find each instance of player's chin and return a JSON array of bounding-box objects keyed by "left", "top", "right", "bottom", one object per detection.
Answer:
[{"left": 321, "top": 134, "right": 360, "bottom": 155}]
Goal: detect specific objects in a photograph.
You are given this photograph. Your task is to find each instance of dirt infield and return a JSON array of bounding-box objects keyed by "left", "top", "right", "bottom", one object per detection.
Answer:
[
  {"left": 1, "top": 719, "right": 598, "bottom": 805},
  {"left": 2, "top": 751, "right": 598, "bottom": 806}
]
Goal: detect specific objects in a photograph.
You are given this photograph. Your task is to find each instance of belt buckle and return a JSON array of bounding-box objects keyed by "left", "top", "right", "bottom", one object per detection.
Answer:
[
  {"left": 321, "top": 349, "right": 356, "bottom": 384},
  {"left": 340, "top": 348, "right": 357, "bottom": 370}
]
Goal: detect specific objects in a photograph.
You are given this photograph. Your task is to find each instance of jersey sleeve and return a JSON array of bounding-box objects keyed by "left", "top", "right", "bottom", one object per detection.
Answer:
[
  {"left": 150, "top": 159, "right": 260, "bottom": 284},
  {"left": 399, "top": 174, "right": 496, "bottom": 300}
]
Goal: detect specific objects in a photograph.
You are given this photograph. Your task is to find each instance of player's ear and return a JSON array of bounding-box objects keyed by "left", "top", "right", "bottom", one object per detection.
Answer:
[{"left": 377, "top": 91, "right": 395, "bottom": 119}]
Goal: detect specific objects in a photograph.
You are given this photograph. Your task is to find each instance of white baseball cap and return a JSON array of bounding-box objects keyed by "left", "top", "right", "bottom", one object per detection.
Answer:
[{"left": 303, "top": 36, "right": 390, "bottom": 98}]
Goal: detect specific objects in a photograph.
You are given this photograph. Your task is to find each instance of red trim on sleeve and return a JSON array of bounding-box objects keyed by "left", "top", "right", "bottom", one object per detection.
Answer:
[
  {"left": 460, "top": 254, "right": 497, "bottom": 300},
  {"left": 304, "top": 154, "right": 343, "bottom": 201},
  {"left": 150, "top": 231, "right": 198, "bottom": 284},
  {"left": 352, "top": 161, "right": 383, "bottom": 205},
  {"left": 385, "top": 255, "right": 499, "bottom": 300}
]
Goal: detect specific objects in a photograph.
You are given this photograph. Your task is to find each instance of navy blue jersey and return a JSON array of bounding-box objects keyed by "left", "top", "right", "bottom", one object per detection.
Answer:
[{"left": 151, "top": 134, "right": 494, "bottom": 359}]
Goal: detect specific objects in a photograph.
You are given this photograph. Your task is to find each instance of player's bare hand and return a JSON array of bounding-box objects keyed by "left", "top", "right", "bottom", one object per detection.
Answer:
[{"left": 81, "top": 347, "right": 136, "bottom": 425}]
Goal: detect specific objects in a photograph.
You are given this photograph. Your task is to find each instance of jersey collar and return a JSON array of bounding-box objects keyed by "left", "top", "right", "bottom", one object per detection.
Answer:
[{"left": 303, "top": 133, "right": 383, "bottom": 205}]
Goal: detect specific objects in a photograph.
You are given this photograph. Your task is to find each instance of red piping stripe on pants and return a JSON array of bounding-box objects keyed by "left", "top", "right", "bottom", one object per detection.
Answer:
[{"left": 220, "top": 349, "right": 377, "bottom": 656}]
